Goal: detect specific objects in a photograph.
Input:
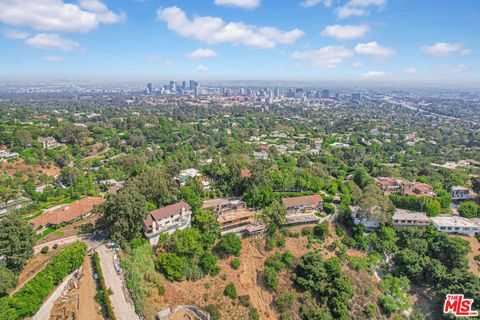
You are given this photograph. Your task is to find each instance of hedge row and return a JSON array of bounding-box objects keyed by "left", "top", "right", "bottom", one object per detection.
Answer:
[
  {"left": 0, "top": 242, "right": 87, "bottom": 320},
  {"left": 92, "top": 252, "right": 116, "bottom": 320}
]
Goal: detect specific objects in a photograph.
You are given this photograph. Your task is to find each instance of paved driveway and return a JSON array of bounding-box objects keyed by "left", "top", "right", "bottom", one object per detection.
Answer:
[{"left": 96, "top": 245, "right": 138, "bottom": 320}]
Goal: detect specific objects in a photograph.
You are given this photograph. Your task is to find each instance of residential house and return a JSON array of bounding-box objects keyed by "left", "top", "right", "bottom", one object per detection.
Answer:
[
  {"left": 392, "top": 209, "right": 430, "bottom": 230},
  {"left": 0, "top": 150, "right": 19, "bottom": 160},
  {"left": 282, "top": 195, "right": 323, "bottom": 215},
  {"left": 30, "top": 196, "right": 105, "bottom": 230},
  {"left": 215, "top": 199, "right": 265, "bottom": 236},
  {"left": 178, "top": 168, "right": 210, "bottom": 189},
  {"left": 430, "top": 216, "right": 480, "bottom": 237},
  {"left": 376, "top": 178, "right": 436, "bottom": 197},
  {"left": 451, "top": 186, "right": 475, "bottom": 202},
  {"left": 351, "top": 211, "right": 382, "bottom": 230},
  {"left": 143, "top": 201, "right": 192, "bottom": 245},
  {"left": 38, "top": 136, "right": 63, "bottom": 149}
]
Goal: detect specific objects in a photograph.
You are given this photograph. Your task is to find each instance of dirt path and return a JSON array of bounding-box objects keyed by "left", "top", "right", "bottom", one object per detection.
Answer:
[
  {"left": 452, "top": 235, "right": 480, "bottom": 276},
  {"left": 78, "top": 257, "right": 102, "bottom": 320}
]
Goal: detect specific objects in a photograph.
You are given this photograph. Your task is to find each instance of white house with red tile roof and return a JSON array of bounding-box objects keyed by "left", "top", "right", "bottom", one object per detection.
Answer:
[{"left": 143, "top": 201, "right": 192, "bottom": 245}]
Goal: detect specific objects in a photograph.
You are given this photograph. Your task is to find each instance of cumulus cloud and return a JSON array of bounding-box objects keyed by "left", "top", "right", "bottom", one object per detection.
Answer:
[
  {"left": 196, "top": 64, "right": 209, "bottom": 72},
  {"left": 24, "top": 33, "right": 82, "bottom": 51},
  {"left": 2, "top": 29, "right": 29, "bottom": 39},
  {"left": 187, "top": 48, "right": 217, "bottom": 58},
  {"left": 421, "top": 42, "right": 461, "bottom": 57},
  {"left": 353, "top": 61, "right": 364, "bottom": 68},
  {"left": 214, "top": 0, "right": 260, "bottom": 9},
  {"left": 291, "top": 46, "right": 354, "bottom": 68},
  {"left": 156, "top": 6, "right": 304, "bottom": 49},
  {"left": 433, "top": 64, "right": 471, "bottom": 74},
  {"left": 405, "top": 67, "right": 417, "bottom": 74},
  {"left": 300, "top": 0, "right": 332, "bottom": 8},
  {"left": 421, "top": 42, "right": 469, "bottom": 57},
  {"left": 0, "top": 0, "right": 125, "bottom": 34},
  {"left": 321, "top": 24, "right": 369, "bottom": 40},
  {"left": 43, "top": 55, "right": 64, "bottom": 61},
  {"left": 362, "top": 70, "right": 385, "bottom": 78},
  {"left": 355, "top": 41, "right": 395, "bottom": 58},
  {"left": 335, "top": 0, "right": 386, "bottom": 19}
]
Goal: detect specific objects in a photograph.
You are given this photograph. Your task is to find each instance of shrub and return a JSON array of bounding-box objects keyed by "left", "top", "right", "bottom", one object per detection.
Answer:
[
  {"left": 263, "top": 266, "right": 279, "bottom": 290},
  {"left": 158, "top": 285, "right": 165, "bottom": 296},
  {"left": 364, "top": 303, "right": 376, "bottom": 318},
  {"left": 215, "top": 233, "right": 242, "bottom": 257},
  {"left": 52, "top": 244, "right": 58, "bottom": 249},
  {"left": 40, "top": 246, "right": 49, "bottom": 254},
  {"left": 314, "top": 222, "right": 330, "bottom": 240},
  {"left": 93, "top": 252, "right": 116, "bottom": 320},
  {"left": 224, "top": 283, "right": 237, "bottom": 299},
  {"left": 0, "top": 242, "right": 87, "bottom": 320},
  {"left": 323, "top": 203, "right": 336, "bottom": 215},
  {"left": 230, "top": 258, "right": 240, "bottom": 270},
  {"left": 249, "top": 308, "right": 260, "bottom": 320},
  {"left": 155, "top": 253, "right": 186, "bottom": 281},
  {"left": 205, "top": 304, "right": 221, "bottom": 320},
  {"left": 275, "top": 292, "right": 295, "bottom": 312},
  {"left": 239, "top": 295, "right": 250, "bottom": 307},
  {"left": 266, "top": 237, "right": 276, "bottom": 251}
]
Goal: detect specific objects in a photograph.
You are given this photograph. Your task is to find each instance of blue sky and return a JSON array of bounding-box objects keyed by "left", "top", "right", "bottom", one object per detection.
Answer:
[{"left": 0, "top": 0, "right": 479, "bottom": 82}]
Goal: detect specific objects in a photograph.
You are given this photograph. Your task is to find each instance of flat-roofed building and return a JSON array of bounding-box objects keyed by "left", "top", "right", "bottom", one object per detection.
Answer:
[
  {"left": 215, "top": 199, "right": 265, "bottom": 236},
  {"left": 392, "top": 209, "right": 430, "bottom": 230},
  {"left": 430, "top": 216, "right": 480, "bottom": 237},
  {"left": 451, "top": 186, "right": 475, "bottom": 202}
]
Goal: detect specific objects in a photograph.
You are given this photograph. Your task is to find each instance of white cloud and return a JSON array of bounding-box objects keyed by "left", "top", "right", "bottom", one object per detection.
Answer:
[
  {"left": 24, "top": 33, "right": 81, "bottom": 51},
  {"left": 196, "top": 64, "right": 209, "bottom": 72},
  {"left": 433, "top": 64, "right": 471, "bottom": 74},
  {"left": 2, "top": 29, "right": 29, "bottom": 39},
  {"left": 164, "top": 60, "right": 173, "bottom": 67},
  {"left": 355, "top": 41, "right": 394, "bottom": 58},
  {"left": 405, "top": 67, "right": 417, "bottom": 74},
  {"left": 156, "top": 6, "right": 304, "bottom": 49},
  {"left": 43, "top": 55, "right": 64, "bottom": 61},
  {"left": 0, "top": 0, "right": 125, "bottom": 34},
  {"left": 421, "top": 42, "right": 466, "bottom": 57},
  {"left": 187, "top": 48, "right": 217, "bottom": 58},
  {"left": 335, "top": 6, "right": 369, "bottom": 18},
  {"left": 321, "top": 24, "right": 369, "bottom": 40},
  {"left": 460, "top": 48, "right": 472, "bottom": 56},
  {"left": 335, "top": 0, "right": 386, "bottom": 19},
  {"left": 348, "top": 0, "right": 386, "bottom": 6},
  {"left": 362, "top": 70, "right": 385, "bottom": 78},
  {"left": 300, "top": 0, "right": 332, "bottom": 8},
  {"left": 352, "top": 61, "right": 364, "bottom": 68},
  {"left": 214, "top": 0, "right": 260, "bottom": 9},
  {"left": 291, "top": 46, "right": 354, "bottom": 68}
]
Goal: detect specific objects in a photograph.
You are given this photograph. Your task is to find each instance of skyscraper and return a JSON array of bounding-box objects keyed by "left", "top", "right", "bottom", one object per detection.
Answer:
[{"left": 146, "top": 83, "right": 153, "bottom": 95}]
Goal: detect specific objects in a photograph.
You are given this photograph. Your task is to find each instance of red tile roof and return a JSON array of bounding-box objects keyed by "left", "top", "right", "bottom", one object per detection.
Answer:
[{"left": 31, "top": 196, "right": 105, "bottom": 229}]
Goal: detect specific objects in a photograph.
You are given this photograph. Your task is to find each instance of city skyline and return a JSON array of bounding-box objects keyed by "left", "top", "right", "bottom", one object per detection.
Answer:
[{"left": 0, "top": 0, "right": 479, "bottom": 83}]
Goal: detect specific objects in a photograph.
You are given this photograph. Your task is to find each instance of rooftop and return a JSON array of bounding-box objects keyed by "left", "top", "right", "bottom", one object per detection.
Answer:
[
  {"left": 430, "top": 216, "right": 480, "bottom": 228},
  {"left": 392, "top": 209, "right": 430, "bottom": 222},
  {"left": 31, "top": 196, "right": 105, "bottom": 229},
  {"left": 282, "top": 195, "right": 323, "bottom": 208}
]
